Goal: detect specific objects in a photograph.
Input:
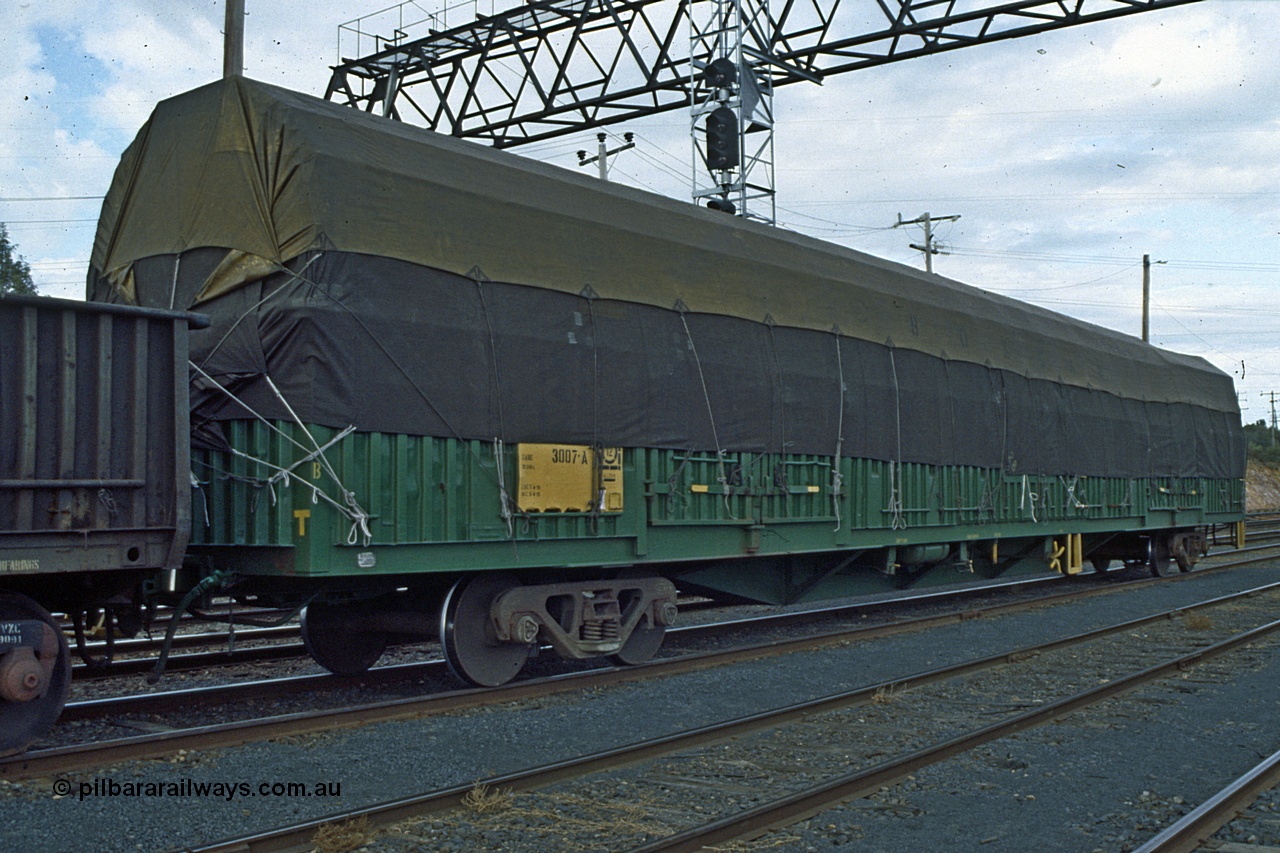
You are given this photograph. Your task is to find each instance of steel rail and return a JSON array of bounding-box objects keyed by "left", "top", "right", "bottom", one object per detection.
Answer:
[
  {"left": 73, "top": 639, "right": 308, "bottom": 679},
  {"left": 54, "top": 576, "right": 1045, "bottom": 715},
  {"left": 48, "top": 565, "right": 1154, "bottom": 724},
  {"left": 73, "top": 624, "right": 299, "bottom": 660},
  {"left": 70, "top": 600, "right": 713, "bottom": 679},
  {"left": 174, "top": 585, "right": 1280, "bottom": 851},
  {"left": 0, "top": 569, "right": 1173, "bottom": 778},
  {"left": 1132, "top": 749, "right": 1280, "bottom": 853},
  {"left": 58, "top": 572, "right": 1078, "bottom": 719},
  {"left": 15, "top": 544, "right": 1275, "bottom": 780},
  {"left": 631, "top": 616, "right": 1280, "bottom": 853},
  {"left": 60, "top": 530, "right": 1279, "bottom": 683}
]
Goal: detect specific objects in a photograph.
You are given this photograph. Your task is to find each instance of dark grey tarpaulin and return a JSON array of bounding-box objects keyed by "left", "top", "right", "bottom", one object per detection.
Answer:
[{"left": 88, "top": 78, "right": 1245, "bottom": 479}]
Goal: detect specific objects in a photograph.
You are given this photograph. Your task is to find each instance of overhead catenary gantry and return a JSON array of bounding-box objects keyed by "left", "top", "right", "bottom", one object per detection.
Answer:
[{"left": 327, "top": 0, "right": 1202, "bottom": 220}]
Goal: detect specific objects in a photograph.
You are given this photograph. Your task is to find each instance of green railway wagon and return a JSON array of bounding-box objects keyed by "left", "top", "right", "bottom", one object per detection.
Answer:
[
  {"left": 189, "top": 426, "right": 1242, "bottom": 589},
  {"left": 91, "top": 77, "right": 1245, "bottom": 687},
  {"left": 184, "top": 422, "right": 1241, "bottom": 682}
]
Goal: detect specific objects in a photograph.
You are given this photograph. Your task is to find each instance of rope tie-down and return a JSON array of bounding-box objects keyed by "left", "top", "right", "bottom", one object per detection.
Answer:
[{"left": 189, "top": 362, "right": 372, "bottom": 546}]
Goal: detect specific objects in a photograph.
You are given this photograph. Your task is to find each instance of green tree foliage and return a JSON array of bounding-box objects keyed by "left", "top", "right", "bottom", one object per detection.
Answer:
[
  {"left": 0, "top": 224, "right": 38, "bottom": 295},
  {"left": 1244, "top": 419, "right": 1280, "bottom": 466}
]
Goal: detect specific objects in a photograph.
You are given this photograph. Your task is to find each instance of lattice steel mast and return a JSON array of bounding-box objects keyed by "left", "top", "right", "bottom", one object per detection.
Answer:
[
  {"left": 327, "top": 0, "right": 1201, "bottom": 218},
  {"left": 689, "top": 0, "right": 777, "bottom": 222}
]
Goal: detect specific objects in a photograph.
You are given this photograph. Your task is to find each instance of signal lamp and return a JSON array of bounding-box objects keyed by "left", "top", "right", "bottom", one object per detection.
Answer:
[{"left": 705, "top": 107, "right": 739, "bottom": 170}]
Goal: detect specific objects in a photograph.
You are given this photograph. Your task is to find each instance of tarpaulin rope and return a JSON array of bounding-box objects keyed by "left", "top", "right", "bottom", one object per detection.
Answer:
[
  {"left": 887, "top": 348, "right": 906, "bottom": 530},
  {"left": 887, "top": 461, "right": 906, "bottom": 531},
  {"left": 261, "top": 374, "right": 371, "bottom": 546},
  {"left": 584, "top": 294, "right": 605, "bottom": 529},
  {"left": 474, "top": 280, "right": 520, "bottom": 538},
  {"left": 188, "top": 361, "right": 372, "bottom": 546},
  {"left": 666, "top": 452, "right": 694, "bottom": 515},
  {"left": 190, "top": 470, "right": 210, "bottom": 527},
  {"left": 680, "top": 313, "right": 733, "bottom": 519},
  {"left": 1020, "top": 474, "right": 1040, "bottom": 523},
  {"left": 832, "top": 333, "right": 846, "bottom": 532},
  {"left": 168, "top": 254, "right": 181, "bottom": 310},
  {"left": 475, "top": 280, "right": 508, "bottom": 452},
  {"left": 201, "top": 448, "right": 372, "bottom": 543},
  {"left": 765, "top": 323, "right": 788, "bottom": 463},
  {"left": 1061, "top": 475, "right": 1091, "bottom": 510},
  {"left": 494, "top": 438, "right": 514, "bottom": 539},
  {"left": 764, "top": 324, "right": 794, "bottom": 502}
]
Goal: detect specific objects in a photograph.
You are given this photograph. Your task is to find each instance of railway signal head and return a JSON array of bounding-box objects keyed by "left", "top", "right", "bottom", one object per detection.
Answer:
[
  {"left": 705, "top": 107, "right": 739, "bottom": 171},
  {"left": 702, "top": 57, "right": 738, "bottom": 89}
]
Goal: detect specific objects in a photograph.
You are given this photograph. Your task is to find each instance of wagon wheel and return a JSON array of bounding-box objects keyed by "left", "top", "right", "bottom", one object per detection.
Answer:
[
  {"left": 1171, "top": 534, "right": 1198, "bottom": 573},
  {"left": 610, "top": 575, "right": 668, "bottom": 666},
  {"left": 1148, "top": 536, "right": 1175, "bottom": 578},
  {"left": 611, "top": 621, "right": 666, "bottom": 666},
  {"left": 1090, "top": 558, "right": 1121, "bottom": 579},
  {"left": 301, "top": 601, "right": 388, "bottom": 675},
  {"left": 439, "top": 574, "right": 530, "bottom": 687},
  {"left": 0, "top": 593, "right": 71, "bottom": 757}
]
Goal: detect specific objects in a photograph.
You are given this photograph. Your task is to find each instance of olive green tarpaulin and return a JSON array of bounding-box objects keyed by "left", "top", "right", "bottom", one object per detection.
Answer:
[{"left": 88, "top": 77, "right": 1245, "bottom": 479}]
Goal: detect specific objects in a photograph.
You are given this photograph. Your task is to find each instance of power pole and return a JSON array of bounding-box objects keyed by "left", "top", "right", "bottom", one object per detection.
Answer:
[
  {"left": 1264, "top": 391, "right": 1279, "bottom": 448},
  {"left": 1142, "top": 254, "right": 1150, "bottom": 343},
  {"left": 577, "top": 132, "right": 635, "bottom": 182},
  {"left": 894, "top": 212, "right": 960, "bottom": 274},
  {"left": 1141, "top": 254, "right": 1166, "bottom": 343},
  {"left": 223, "top": 0, "right": 245, "bottom": 79}
]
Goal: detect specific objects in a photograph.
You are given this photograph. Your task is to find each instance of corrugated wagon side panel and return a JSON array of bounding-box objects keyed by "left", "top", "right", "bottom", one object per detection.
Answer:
[{"left": 0, "top": 295, "right": 195, "bottom": 580}]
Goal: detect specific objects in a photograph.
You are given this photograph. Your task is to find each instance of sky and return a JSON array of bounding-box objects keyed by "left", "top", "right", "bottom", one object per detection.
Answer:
[{"left": 2, "top": 0, "right": 1277, "bottom": 423}]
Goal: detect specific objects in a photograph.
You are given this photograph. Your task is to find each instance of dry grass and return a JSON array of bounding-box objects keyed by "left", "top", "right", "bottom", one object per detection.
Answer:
[
  {"left": 1183, "top": 611, "right": 1214, "bottom": 631},
  {"left": 870, "top": 684, "right": 899, "bottom": 704},
  {"left": 311, "top": 816, "right": 371, "bottom": 853},
  {"left": 462, "top": 781, "right": 515, "bottom": 814},
  {"left": 395, "top": 787, "right": 673, "bottom": 851},
  {"left": 514, "top": 791, "right": 670, "bottom": 837}
]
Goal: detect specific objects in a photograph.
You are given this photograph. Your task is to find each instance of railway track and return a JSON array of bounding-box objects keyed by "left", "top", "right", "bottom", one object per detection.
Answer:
[
  {"left": 4, "top": 540, "right": 1278, "bottom": 852},
  {"left": 184, "top": 565, "right": 1280, "bottom": 851},
  {"left": 56, "top": 528, "right": 1280, "bottom": 706},
  {"left": 8, "top": 541, "right": 1279, "bottom": 783},
  {"left": 1133, "top": 747, "right": 1280, "bottom": 853},
  {"left": 65, "top": 599, "right": 734, "bottom": 681},
  {"left": 3, "top": 572, "right": 1092, "bottom": 779},
  {"left": 57, "top": 535, "right": 1279, "bottom": 685},
  {"left": 56, "top": 578, "right": 1070, "bottom": 722},
  {"left": 71, "top": 629, "right": 304, "bottom": 679},
  {"left": 50, "top": 515, "right": 1271, "bottom": 688}
]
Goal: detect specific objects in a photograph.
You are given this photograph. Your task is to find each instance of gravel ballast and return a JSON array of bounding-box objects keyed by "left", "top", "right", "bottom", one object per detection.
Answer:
[{"left": 4, "top": 563, "right": 1280, "bottom": 852}]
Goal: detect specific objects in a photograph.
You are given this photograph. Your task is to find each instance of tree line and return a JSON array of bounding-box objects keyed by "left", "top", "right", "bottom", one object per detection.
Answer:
[{"left": 0, "top": 223, "right": 37, "bottom": 295}]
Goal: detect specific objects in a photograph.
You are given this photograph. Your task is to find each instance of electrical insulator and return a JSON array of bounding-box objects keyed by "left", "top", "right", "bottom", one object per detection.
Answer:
[
  {"left": 704, "top": 107, "right": 739, "bottom": 171},
  {"left": 702, "top": 57, "right": 737, "bottom": 89}
]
